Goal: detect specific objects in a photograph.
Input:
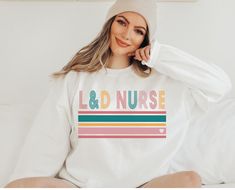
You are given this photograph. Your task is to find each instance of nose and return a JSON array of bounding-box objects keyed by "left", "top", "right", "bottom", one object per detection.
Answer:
[{"left": 122, "top": 27, "right": 132, "bottom": 40}]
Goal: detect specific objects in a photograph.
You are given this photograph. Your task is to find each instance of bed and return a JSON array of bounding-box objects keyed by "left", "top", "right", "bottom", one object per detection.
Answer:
[{"left": 1, "top": 98, "right": 235, "bottom": 187}]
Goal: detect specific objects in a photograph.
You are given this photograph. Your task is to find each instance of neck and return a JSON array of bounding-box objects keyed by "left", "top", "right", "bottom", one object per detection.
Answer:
[{"left": 106, "top": 54, "right": 130, "bottom": 69}]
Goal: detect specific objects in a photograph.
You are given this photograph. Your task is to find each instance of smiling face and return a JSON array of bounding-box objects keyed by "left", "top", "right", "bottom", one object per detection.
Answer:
[{"left": 110, "top": 11, "right": 148, "bottom": 56}]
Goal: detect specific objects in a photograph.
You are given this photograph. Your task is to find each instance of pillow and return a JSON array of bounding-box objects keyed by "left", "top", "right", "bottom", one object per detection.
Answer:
[
  {"left": 0, "top": 104, "right": 39, "bottom": 187},
  {"left": 167, "top": 98, "right": 235, "bottom": 185}
]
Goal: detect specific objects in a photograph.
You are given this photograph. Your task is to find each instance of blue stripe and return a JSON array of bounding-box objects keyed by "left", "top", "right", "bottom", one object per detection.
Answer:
[{"left": 78, "top": 115, "right": 166, "bottom": 122}]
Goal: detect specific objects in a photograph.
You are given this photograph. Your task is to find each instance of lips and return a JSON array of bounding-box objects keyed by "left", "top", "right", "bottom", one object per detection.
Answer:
[{"left": 115, "top": 38, "right": 130, "bottom": 47}]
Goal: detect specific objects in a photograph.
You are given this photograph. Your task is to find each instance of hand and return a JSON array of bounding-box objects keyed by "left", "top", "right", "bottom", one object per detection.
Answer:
[{"left": 127, "top": 44, "right": 151, "bottom": 62}]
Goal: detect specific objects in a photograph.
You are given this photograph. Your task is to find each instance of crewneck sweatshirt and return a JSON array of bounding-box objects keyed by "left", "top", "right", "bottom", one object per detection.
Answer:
[{"left": 8, "top": 43, "right": 232, "bottom": 187}]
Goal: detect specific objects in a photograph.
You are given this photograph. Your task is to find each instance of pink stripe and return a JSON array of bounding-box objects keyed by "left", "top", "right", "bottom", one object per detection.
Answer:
[
  {"left": 78, "top": 135, "right": 166, "bottom": 138},
  {"left": 78, "top": 127, "right": 166, "bottom": 134},
  {"left": 78, "top": 111, "right": 166, "bottom": 114}
]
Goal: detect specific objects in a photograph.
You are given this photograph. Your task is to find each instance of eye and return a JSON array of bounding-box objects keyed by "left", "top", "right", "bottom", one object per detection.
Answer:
[
  {"left": 136, "top": 29, "right": 144, "bottom": 36},
  {"left": 117, "top": 20, "right": 126, "bottom": 26}
]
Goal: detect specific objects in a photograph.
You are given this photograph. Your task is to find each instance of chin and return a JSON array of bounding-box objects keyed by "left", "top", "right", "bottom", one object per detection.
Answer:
[{"left": 111, "top": 47, "right": 129, "bottom": 56}]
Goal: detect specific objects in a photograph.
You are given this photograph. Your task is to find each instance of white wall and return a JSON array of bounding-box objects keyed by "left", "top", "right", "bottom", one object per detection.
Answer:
[{"left": 0, "top": 0, "right": 234, "bottom": 106}]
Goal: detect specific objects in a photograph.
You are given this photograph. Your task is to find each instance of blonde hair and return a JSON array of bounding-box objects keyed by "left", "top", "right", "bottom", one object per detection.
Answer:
[{"left": 51, "top": 16, "right": 152, "bottom": 78}]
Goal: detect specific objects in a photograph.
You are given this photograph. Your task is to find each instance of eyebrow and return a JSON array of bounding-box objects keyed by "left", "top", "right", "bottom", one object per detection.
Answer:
[{"left": 117, "top": 15, "right": 147, "bottom": 32}]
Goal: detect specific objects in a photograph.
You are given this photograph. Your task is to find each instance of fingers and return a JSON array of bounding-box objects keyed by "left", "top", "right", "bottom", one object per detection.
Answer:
[
  {"left": 142, "top": 46, "right": 150, "bottom": 61},
  {"left": 127, "top": 52, "right": 135, "bottom": 56},
  {"left": 135, "top": 49, "right": 142, "bottom": 61},
  {"left": 127, "top": 45, "right": 151, "bottom": 62},
  {"left": 134, "top": 46, "right": 151, "bottom": 62}
]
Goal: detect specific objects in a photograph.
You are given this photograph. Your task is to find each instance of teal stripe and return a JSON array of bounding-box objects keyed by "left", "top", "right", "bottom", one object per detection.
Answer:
[{"left": 78, "top": 115, "right": 166, "bottom": 122}]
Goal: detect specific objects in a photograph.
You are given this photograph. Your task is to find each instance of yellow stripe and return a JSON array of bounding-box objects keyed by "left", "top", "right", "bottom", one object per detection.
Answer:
[{"left": 79, "top": 123, "right": 166, "bottom": 127}]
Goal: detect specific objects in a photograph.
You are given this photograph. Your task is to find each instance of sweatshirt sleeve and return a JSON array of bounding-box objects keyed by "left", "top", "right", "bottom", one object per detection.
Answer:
[
  {"left": 7, "top": 72, "right": 77, "bottom": 183},
  {"left": 142, "top": 40, "right": 232, "bottom": 111}
]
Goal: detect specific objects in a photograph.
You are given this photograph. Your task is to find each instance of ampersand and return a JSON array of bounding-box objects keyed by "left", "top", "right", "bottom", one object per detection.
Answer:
[{"left": 89, "top": 90, "right": 99, "bottom": 109}]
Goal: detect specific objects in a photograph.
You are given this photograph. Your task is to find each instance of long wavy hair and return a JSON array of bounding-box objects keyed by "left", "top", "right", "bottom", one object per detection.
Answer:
[{"left": 51, "top": 15, "right": 151, "bottom": 78}]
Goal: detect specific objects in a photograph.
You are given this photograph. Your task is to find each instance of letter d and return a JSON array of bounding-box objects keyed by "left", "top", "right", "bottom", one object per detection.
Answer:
[{"left": 101, "top": 90, "right": 110, "bottom": 109}]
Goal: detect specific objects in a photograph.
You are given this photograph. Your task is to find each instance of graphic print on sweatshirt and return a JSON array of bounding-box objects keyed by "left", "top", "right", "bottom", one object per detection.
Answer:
[{"left": 78, "top": 89, "right": 166, "bottom": 138}]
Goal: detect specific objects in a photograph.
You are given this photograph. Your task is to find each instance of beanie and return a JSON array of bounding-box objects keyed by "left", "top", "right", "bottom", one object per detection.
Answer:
[{"left": 105, "top": 0, "right": 157, "bottom": 42}]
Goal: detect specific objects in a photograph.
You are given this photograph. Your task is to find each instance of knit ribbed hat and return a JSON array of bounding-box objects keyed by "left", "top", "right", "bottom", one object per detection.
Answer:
[{"left": 105, "top": 0, "right": 157, "bottom": 42}]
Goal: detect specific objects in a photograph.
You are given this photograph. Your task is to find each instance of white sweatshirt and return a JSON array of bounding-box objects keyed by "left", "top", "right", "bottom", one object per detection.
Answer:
[{"left": 8, "top": 42, "right": 232, "bottom": 188}]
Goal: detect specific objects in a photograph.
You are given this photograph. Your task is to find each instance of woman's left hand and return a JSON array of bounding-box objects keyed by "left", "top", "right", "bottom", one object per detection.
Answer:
[{"left": 127, "top": 44, "right": 151, "bottom": 62}]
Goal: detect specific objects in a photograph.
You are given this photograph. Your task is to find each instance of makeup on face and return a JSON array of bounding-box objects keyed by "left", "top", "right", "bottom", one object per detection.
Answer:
[
  {"left": 115, "top": 37, "right": 130, "bottom": 48},
  {"left": 116, "top": 15, "right": 147, "bottom": 36},
  {"left": 110, "top": 12, "right": 148, "bottom": 55},
  {"left": 114, "top": 15, "right": 146, "bottom": 47}
]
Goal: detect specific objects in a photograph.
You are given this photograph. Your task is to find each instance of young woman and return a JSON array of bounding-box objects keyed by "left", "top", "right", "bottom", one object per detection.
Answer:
[{"left": 5, "top": 0, "right": 231, "bottom": 188}]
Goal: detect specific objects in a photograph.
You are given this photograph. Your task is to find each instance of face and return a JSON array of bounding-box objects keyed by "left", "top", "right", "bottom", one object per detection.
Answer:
[{"left": 110, "top": 12, "right": 148, "bottom": 56}]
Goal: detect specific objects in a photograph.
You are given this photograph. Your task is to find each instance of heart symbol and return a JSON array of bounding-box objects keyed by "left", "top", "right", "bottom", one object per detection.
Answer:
[{"left": 159, "top": 129, "right": 165, "bottom": 134}]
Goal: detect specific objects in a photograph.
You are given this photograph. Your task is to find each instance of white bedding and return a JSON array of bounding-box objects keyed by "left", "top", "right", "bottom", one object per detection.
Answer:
[
  {"left": 203, "top": 183, "right": 235, "bottom": 188},
  {"left": 0, "top": 104, "right": 38, "bottom": 187},
  {"left": 168, "top": 97, "right": 235, "bottom": 185},
  {"left": 0, "top": 0, "right": 235, "bottom": 188},
  {"left": 0, "top": 99, "right": 235, "bottom": 187}
]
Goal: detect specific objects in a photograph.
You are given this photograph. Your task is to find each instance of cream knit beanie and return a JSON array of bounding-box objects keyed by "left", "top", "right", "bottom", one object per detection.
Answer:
[{"left": 105, "top": 0, "right": 157, "bottom": 42}]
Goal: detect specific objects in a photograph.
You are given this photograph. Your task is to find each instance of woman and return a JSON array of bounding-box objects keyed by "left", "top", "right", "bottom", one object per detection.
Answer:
[{"left": 5, "top": 0, "right": 231, "bottom": 188}]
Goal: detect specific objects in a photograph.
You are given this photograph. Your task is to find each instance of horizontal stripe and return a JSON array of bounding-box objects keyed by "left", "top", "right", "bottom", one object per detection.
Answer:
[
  {"left": 78, "top": 135, "right": 166, "bottom": 138},
  {"left": 78, "top": 127, "right": 166, "bottom": 134},
  {"left": 78, "top": 134, "right": 166, "bottom": 136},
  {"left": 78, "top": 115, "right": 166, "bottom": 122},
  {"left": 79, "top": 123, "right": 166, "bottom": 127},
  {"left": 78, "top": 111, "right": 166, "bottom": 115}
]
